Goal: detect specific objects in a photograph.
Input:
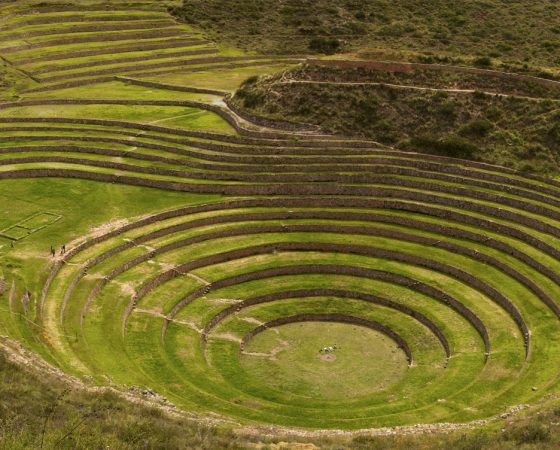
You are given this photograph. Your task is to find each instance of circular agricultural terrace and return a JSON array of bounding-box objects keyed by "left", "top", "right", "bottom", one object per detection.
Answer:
[
  {"left": 14, "top": 110, "right": 558, "bottom": 429},
  {"left": 2, "top": 2, "right": 560, "bottom": 432}
]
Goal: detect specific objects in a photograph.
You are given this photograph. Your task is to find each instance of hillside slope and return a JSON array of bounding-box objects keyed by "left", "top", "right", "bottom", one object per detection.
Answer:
[
  {"left": 2, "top": 336, "right": 560, "bottom": 449},
  {"left": 231, "top": 63, "right": 560, "bottom": 175},
  {"left": 172, "top": 0, "right": 560, "bottom": 69}
]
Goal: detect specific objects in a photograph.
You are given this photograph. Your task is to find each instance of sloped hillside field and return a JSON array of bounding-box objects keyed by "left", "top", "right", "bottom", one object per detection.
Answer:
[{"left": 2, "top": 0, "right": 560, "bottom": 433}]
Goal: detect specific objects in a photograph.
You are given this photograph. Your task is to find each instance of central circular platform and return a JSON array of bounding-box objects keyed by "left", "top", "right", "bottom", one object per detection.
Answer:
[{"left": 240, "top": 321, "right": 409, "bottom": 400}]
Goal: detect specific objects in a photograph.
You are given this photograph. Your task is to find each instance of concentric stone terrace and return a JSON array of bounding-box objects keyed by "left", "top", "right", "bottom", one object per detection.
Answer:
[
  {"left": 2, "top": 0, "right": 560, "bottom": 432},
  {"left": 32, "top": 139, "right": 560, "bottom": 428}
]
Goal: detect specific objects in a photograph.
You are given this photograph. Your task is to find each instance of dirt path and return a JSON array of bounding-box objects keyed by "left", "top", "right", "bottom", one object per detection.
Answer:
[
  {"left": 133, "top": 308, "right": 204, "bottom": 334},
  {"left": 133, "top": 307, "right": 164, "bottom": 317},
  {"left": 212, "top": 332, "right": 242, "bottom": 343},
  {"left": 276, "top": 79, "right": 560, "bottom": 102},
  {"left": 242, "top": 338, "right": 289, "bottom": 359},
  {"left": 186, "top": 272, "right": 210, "bottom": 285}
]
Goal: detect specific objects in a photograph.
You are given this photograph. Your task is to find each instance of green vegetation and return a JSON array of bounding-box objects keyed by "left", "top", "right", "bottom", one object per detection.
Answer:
[
  {"left": 3, "top": 345, "right": 560, "bottom": 449},
  {"left": 0, "top": 59, "right": 31, "bottom": 100},
  {"left": 241, "top": 322, "right": 409, "bottom": 399},
  {"left": 172, "top": 0, "right": 560, "bottom": 69},
  {"left": 2, "top": 0, "right": 560, "bottom": 448},
  {"left": 0, "top": 348, "right": 242, "bottom": 450},
  {"left": 232, "top": 64, "right": 560, "bottom": 175}
]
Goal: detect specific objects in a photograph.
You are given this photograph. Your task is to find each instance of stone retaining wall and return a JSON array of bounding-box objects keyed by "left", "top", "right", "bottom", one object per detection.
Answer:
[
  {"left": 39, "top": 196, "right": 560, "bottom": 334},
  {"left": 15, "top": 38, "right": 207, "bottom": 65},
  {"left": 203, "top": 288, "right": 450, "bottom": 361},
  {"left": 116, "top": 77, "right": 226, "bottom": 96},
  {"left": 38, "top": 49, "right": 218, "bottom": 74},
  {"left": 3, "top": 164, "right": 559, "bottom": 247},
  {"left": 162, "top": 264, "right": 490, "bottom": 356},
  {"left": 0, "top": 21, "right": 178, "bottom": 43},
  {"left": 1, "top": 29, "right": 185, "bottom": 53},
  {"left": 40, "top": 55, "right": 278, "bottom": 83}
]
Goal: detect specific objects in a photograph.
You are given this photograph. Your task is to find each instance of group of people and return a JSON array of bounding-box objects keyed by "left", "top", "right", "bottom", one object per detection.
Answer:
[{"left": 50, "top": 244, "right": 66, "bottom": 258}]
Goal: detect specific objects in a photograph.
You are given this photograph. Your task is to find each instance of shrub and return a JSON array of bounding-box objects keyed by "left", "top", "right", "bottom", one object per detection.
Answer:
[
  {"left": 434, "top": 101, "right": 457, "bottom": 120},
  {"left": 505, "top": 423, "right": 551, "bottom": 444},
  {"left": 474, "top": 57, "right": 492, "bottom": 67},
  {"left": 472, "top": 91, "right": 489, "bottom": 100},
  {"left": 486, "top": 106, "right": 502, "bottom": 120},
  {"left": 459, "top": 119, "right": 494, "bottom": 138},
  {"left": 309, "top": 37, "right": 341, "bottom": 54},
  {"left": 452, "top": 433, "right": 492, "bottom": 450},
  {"left": 409, "top": 134, "right": 477, "bottom": 158},
  {"left": 241, "top": 75, "right": 259, "bottom": 86},
  {"left": 537, "top": 70, "right": 558, "bottom": 80},
  {"left": 234, "top": 87, "right": 264, "bottom": 109},
  {"left": 352, "top": 435, "right": 389, "bottom": 449},
  {"left": 541, "top": 41, "right": 560, "bottom": 52},
  {"left": 547, "top": 123, "right": 560, "bottom": 147}
]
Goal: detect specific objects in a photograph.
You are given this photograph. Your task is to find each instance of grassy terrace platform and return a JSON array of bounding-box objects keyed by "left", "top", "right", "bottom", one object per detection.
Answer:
[
  {"left": 1, "top": 0, "right": 560, "bottom": 436},
  {"left": 0, "top": 1, "right": 302, "bottom": 93}
]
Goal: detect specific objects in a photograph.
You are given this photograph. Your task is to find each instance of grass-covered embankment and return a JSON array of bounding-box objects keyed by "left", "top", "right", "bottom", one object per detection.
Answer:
[
  {"left": 0, "top": 341, "right": 241, "bottom": 449},
  {"left": 3, "top": 339, "right": 560, "bottom": 449}
]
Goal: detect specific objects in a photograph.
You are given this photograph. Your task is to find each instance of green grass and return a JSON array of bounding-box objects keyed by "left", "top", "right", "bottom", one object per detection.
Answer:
[
  {"left": 3, "top": 349, "right": 560, "bottom": 450},
  {"left": 0, "top": 59, "right": 35, "bottom": 99},
  {"left": 0, "top": 103, "right": 235, "bottom": 133},
  {"left": 32, "top": 205, "right": 553, "bottom": 427},
  {"left": 140, "top": 63, "right": 297, "bottom": 91},
  {"left": 241, "top": 319, "right": 416, "bottom": 397},
  {"left": 2, "top": 0, "right": 560, "bottom": 445},
  {"left": 23, "top": 46, "right": 216, "bottom": 75},
  {"left": 24, "top": 81, "right": 219, "bottom": 102}
]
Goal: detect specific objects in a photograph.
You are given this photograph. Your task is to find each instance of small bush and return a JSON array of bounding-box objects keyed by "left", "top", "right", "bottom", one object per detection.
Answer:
[
  {"left": 459, "top": 119, "right": 494, "bottom": 138},
  {"left": 242, "top": 75, "right": 259, "bottom": 86},
  {"left": 505, "top": 423, "right": 551, "bottom": 444},
  {"left": 541, "top": 41, "right": 560, "bottom": 52},
  {"left": 452, "top": 433, "right": 492, "bottom": 450},
  {"left": 474, "top": 57, "right": 492, "bottom": 67},
  {"left": 309, "top": 37, "right": 341, "bottom": 54},
  {"left": 547, "top": 123, "right": 560, "bottom": 146},
  {"left": 472, "top": 91, "right": 489, "bottom": 100},
  {"left": 352, "top": 435, "right": 389, "bottom": 449},
  {"left": 234, "top": 86, "right": 264, "bottom": 109},
  {"left": 434, "top": 101, "right": 457, "bottom": 120},
  {"left": 410, "top": 134, "right": 477, "bottom": 158},
  {"left": 537, "top": 70, "right": 558, "bottom": 80}
]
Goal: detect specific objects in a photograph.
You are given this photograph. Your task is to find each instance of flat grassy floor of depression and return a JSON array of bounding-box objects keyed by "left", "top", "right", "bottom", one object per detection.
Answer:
[{"left": 240, "top": 321, "right": 409, "bottom": 400}]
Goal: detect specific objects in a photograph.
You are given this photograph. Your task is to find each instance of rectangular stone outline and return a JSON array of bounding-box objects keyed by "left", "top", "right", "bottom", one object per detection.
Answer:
[{"left": 0, "top": 211, "right": 62, "bottom": 241}]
